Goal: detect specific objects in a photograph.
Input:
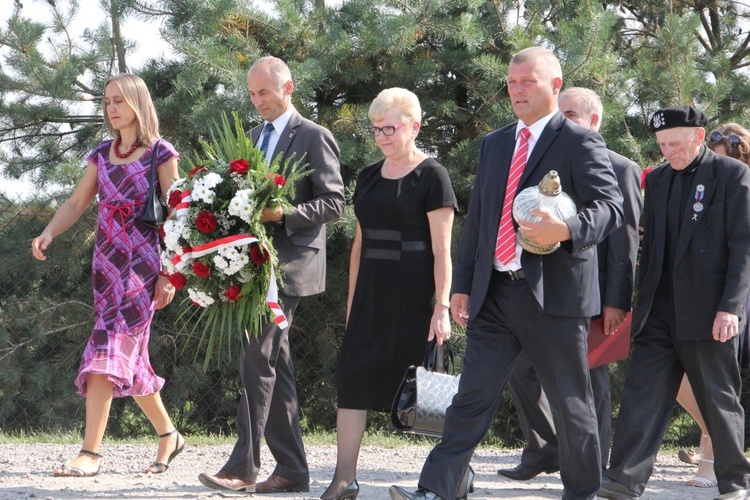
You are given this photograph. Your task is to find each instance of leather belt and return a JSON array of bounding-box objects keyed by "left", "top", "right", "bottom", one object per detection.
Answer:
[{"left": 494, "top": 269, "right": 525, "bottom": 281}]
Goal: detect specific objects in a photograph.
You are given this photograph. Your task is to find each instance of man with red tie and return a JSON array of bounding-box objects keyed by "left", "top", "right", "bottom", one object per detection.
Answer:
[{"left": 389, "top": 46, "right": 623, "bottom": 500}]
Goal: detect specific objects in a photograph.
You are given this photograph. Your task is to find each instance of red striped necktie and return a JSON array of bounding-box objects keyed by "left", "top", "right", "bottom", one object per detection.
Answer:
[{"left": 495, "top": 127, "right": 531, "bottom": 265}]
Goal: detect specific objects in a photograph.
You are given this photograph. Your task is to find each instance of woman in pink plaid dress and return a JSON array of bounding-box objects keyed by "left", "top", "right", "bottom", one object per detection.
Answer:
[{"left": 31, "top": 74, "right": 183, "bottom": 478}]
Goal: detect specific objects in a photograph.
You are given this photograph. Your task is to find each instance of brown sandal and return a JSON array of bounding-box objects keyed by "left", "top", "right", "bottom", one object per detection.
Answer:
[
  {"left": 53, "top": 449, "right": 102, "bottom": 477},
  {"left": 145, "top": 429, "right": 185, "bottom": 474}
]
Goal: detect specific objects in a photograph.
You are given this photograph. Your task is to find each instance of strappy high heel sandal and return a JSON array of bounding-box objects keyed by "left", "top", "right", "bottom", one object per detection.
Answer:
[
  {"left": 145, "top": 429, "right": 185, "bottom": 474},
  {"left": 53, "top": 449, "right": 102, "bottom": 477},
  {"left": 687, "top": 458, "right": 717, "bottom": 488}
]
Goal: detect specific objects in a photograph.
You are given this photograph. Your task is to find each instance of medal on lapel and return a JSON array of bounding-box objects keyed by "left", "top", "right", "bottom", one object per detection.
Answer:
[{"left": 693, "top": 184, "right": 705, "bottom": 212}]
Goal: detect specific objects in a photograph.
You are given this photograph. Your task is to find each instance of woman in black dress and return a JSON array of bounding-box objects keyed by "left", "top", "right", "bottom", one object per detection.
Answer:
[{"left": 321, "top": 88, "right": 457, "bottom": 500}]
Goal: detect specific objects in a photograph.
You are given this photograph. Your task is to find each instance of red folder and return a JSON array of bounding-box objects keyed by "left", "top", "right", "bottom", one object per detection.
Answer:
[{"left": 587, "top": 313, "right": 632, "bottom": 369}]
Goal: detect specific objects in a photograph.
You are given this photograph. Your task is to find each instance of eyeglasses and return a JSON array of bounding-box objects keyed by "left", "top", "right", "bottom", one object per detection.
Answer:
[
  {"left": 369, "top": 123, "right": 406, "bottom": 137},
  {"left": 710, "top": 130, "right": 741, "bottom": 147}
]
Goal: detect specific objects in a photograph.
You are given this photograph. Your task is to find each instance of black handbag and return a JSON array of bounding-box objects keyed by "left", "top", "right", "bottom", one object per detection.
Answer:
[
  {"left": 391, "top": 339, "right": 461, "bottom": 437},
  {"left": 141, "top": 139, "right": 167, "bottom": 228}
]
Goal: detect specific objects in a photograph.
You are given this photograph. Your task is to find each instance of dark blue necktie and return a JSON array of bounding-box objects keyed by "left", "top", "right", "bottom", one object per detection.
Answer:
[{"left": 259, "top": 122, "right": 274, "bottom": 159}]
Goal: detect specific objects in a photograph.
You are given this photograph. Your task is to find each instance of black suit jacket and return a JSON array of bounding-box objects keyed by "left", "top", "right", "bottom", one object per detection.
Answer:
[
  {"left": 453, "top": 112, "right": 623, "bottom": 319},
  {"left": 250, "top": 110, "right": 345, "bottom": 297},
  {"left": 634, "top": 147, "right": 750, "bottom": 340},
  {"left": 597, "top": 151, "right": 643, "bottom": 311}
]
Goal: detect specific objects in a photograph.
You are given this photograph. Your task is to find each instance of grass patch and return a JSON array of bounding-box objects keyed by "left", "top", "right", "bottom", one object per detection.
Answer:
[{"left": 0, "top": 429, "right": 446, "bottom": 448}]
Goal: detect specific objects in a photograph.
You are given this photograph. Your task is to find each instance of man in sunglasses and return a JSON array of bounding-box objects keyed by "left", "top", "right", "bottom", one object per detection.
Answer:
[{"left": 599, "top": 106, "right": 750, "bottom": 500}]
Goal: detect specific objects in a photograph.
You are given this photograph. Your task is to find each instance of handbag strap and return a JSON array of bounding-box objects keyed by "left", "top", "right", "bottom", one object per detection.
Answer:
[
  {"left": 422, "top": 339, "right": 455, "bottom": 375},
  {"left": 149, "top": 139, "right": 162, "bottom": 196}
]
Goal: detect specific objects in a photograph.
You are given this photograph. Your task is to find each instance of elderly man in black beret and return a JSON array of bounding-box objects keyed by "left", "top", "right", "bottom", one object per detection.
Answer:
[{"left": 599, "top": 105, "right": 750, "bottom": 500}]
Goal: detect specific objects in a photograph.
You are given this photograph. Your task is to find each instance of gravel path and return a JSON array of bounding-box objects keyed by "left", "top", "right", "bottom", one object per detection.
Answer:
[{"left": 0, "top": 442, "right": 720, "bottom": 499}]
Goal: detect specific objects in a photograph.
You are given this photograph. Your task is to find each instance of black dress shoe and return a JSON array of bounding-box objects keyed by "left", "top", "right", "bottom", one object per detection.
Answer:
[
  {"left": 496, "top": 463, "right": 560, "bottom": 481},
  {"left": 597, "top": 477, "right": 639, "bottom": 500},
  {"left": 389, "top": 485, "right": 444, "bottom": 500},
  {"left": 321, "top": 479, "right": 359, "bottom": 500},
  {"left": 457, "top": 466, "right": 474, "bottom": 500},
  {"left": 714, "top": 490, "right": 750, "bottom": 500}
]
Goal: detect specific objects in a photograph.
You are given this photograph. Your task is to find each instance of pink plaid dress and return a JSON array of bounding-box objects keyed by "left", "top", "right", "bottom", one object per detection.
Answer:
[{"left": 74, "top": 140, "right": 178, "bottom": 398}]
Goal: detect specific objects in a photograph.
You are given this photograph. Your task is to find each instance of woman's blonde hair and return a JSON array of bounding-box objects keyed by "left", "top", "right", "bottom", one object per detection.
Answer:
[
  {"left": 707, "top": 122, "right": 750, "bottom": 167},
  {"left": 368, "top": 87, "right": 421, "bottom": 125},
  {"left": 102, "top": 73, "right": 160, "bottom": 146}
]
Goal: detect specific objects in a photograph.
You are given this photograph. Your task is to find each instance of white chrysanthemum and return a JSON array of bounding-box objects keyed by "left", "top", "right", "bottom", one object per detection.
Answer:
[
  {"left": 188, "top": 288, "right": 215, "bottom": 307},
  {"left": 163, "top": 219, "right": 187, "bottom": 252},
  {"left": 219, "top": 245, "right": 240, "bottom": 261},
  {"left": 213, "top": 245, "right": 249, "bottom": 275},
  {"left": 192, "top": 173, "right": 223, "bottom": 203},
  {"left": 160, "top": 252, "right": 178, "bottom": 275},
  {"left": 228, "top": 189, "right": 257, "bottom": 224},
  {"left": 227, "top": 253, "right": 250, "bottom": 274},
  {"left": 213, "top": 254, "right": 229, "bottom": 272}
]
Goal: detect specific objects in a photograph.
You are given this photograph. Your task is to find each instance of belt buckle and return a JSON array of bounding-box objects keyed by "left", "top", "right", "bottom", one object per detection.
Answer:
[{"left": 506, "top": 269, "right": 524, "bottom": 280}]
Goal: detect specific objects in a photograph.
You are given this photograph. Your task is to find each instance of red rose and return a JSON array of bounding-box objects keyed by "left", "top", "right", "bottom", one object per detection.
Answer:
[
  {"left": 225, "top": 285, "right": 243, "bottom": 302},
  {"left": 193, "top": 260, "right": 211, "bottom": 278},
  {"left": 195, "top": 210, "right": 218, "bottom": 233},
  {"left": 640, "top": 167, "right": 654, "bottom": 190},
  {"left": 168, "top": 190, "right": 182, "bottom": 208},
  {"left": 274, "top": 174, "right": 286, "bottom": 187},
  {"left": 188, "top": 165, "right": 206, "bottom": 178},
  {"left": 230, "top": 158, "right": 250, "bottom": 175},
  {"left": 168, "top": 273, "right": 188, "bottom": 290},
  {"left": 250, "top": 245, "right": 270, "bottom": 265}
]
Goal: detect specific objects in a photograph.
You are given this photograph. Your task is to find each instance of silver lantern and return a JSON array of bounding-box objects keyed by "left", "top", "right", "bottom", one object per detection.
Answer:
[{"left": 512, "top": 170, "right": 577, "bottom": 255}]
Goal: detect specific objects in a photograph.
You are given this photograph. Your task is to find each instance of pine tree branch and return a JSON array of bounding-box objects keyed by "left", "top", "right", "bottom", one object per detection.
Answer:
[
  {"left": 0, "top": 115, "right": 102, "bottom": 134},
  {"left": 488, "top": 0, "right": 506, "bottom": 36},
  {"left": 0, "top": 319, "right": 93, "bottom": 362},
  {"left": 130, "top": 0, "right": 174, "bottom": 17},
  {"left": 1, "top": 299, "right": 94, "bottom": 362},
  {"left": 696, "top": 7, "right": 717, "bottom": 51},
  {"left": 0, "top": 129, "right": 83, "bottom": 143}
]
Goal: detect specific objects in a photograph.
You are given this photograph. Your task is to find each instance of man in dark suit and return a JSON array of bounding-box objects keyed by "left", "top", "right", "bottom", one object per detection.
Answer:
[
  {"left": 198, "top": 56, "right": 345, "bottom": 494},
  {"left": 389, "top": 47, "right": 623, "bottom": 500},
  {"left": 499, "top": 87, "right": 642, "bottom": 481},
  {"left": 598, "top": 106, "right": 750, "bottom": 500}
]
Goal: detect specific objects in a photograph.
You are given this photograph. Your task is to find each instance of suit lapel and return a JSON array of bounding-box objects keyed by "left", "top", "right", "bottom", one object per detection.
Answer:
[
  {"left": 649, "top": 167, "right": 670, "bottom": 267},
  {"left": 674, "top": 162, "right": 716, "bottom": 264},
  {"left": 518, "top": 113, "right": 563, "bottom": 188},
  {"left": 250, "top": 121, "right": 263, "bottom": 146},
  {"left": 496, "top": 126, "right": 518, "bottom": 199},
  {"left": 486, "top": 127, "right": 518, "bottom": 233},
  {"left": 271, "top": 110, "right": 302, "bottom": 166}
]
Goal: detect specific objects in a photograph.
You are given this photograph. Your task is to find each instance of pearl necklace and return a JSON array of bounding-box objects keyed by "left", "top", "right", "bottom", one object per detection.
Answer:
[{"left": 113, "top": 136, "right": 142, "bottom": 159}]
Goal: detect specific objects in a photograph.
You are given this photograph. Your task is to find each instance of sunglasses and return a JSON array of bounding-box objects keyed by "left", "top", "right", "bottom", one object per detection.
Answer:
[
  {"left": 369, "top": 122, "right": 406, "bottom": 137},
  {"left": 709, "top": 130, "right": 741, "bottom": 146}
]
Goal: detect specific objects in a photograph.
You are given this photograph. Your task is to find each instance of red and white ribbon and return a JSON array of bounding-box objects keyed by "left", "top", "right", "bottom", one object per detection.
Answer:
[
  {"left": 267, "top": 268, "right": 288, "bottom": 329},
  {"left": 171, "top": 233, "right": 287, "bottom": 328},
  {"left": 174, "top": 190, "right": 192, "bottom": 219}
]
